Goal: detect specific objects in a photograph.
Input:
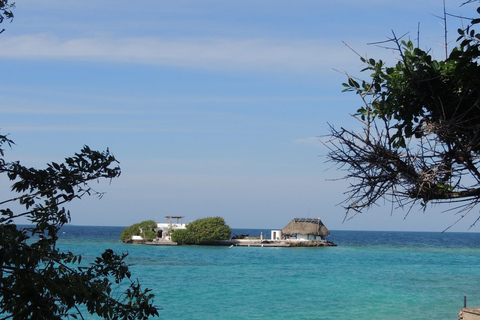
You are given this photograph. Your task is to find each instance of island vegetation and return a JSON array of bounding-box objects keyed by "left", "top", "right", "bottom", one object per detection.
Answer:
[
  {"left": 171, "top": 217, "right": 231, "bottom": 245},
  {"left": 120, "top": 220, "right": 158, "bottom": 242}
]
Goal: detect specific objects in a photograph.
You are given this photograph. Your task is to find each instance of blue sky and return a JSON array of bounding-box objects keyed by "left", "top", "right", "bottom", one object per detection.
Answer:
[{"left": 1, "top": 0, "right": 478, "bottom": 231}]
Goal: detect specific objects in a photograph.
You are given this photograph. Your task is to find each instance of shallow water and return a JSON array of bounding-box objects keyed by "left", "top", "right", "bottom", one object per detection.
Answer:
[{"left": 55, "top": 226, "right": 480, "bottom": 319}]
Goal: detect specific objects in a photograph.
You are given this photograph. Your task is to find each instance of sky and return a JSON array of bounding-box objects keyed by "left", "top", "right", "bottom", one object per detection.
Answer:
[{"left": 1, "top": 0, "right": 479, "bottom": 232}]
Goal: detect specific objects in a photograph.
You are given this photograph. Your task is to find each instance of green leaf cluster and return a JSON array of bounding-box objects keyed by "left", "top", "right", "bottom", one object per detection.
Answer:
[
  {"left": 0, "top": 5, "right": 159, "bottom": 319},
  {"left": 342, "top": 16, "right": 480, "bottom": 150},
  {"left": 120, "top": 220, "right": 158, "bottom": 242},
  {"left": 330, "top": 3, "right": 480, "bottom": 217},
  {"left": 171, "top": 217, "right": 231, "bottom": 245},
  {"left": 0, "top": 134, "right": 159, "bottom": 319}
]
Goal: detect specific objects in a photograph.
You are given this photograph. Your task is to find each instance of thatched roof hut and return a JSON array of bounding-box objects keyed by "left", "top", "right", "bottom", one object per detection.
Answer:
[{"left": 282, "top": 218, "right": 330, "bottom": 239}]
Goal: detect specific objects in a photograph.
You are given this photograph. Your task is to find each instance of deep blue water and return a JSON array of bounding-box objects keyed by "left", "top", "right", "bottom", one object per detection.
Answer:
[{"left": 51, "top": 226, "right": 480, "bottom": 319}]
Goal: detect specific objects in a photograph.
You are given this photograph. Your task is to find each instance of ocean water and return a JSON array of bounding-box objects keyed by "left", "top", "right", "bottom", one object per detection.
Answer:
[{"left": 55, "top": 226, "right": 480, "bottom": 320}]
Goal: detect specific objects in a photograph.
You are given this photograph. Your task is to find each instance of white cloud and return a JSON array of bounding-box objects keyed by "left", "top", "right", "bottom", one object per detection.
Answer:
[
  {"left": 292, "top": 136, "right": 323, "bottom": 146},
  {"left": 0, "top": 34, "right": 358, "bottom": 74}
]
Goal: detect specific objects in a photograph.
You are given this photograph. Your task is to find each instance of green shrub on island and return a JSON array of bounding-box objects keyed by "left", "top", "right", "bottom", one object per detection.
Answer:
[
  {"left": 171, "top": 217, "right": 231, "bottom": 245},
  {"left": 170, "top": 229, "right": 190, "bottom": 244},
  {"left": 120, "top": 220, "right": 157, "bottom": 241}
]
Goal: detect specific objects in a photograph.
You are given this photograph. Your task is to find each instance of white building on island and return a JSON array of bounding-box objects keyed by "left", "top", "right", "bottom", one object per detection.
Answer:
[{"left": 156, "top": 216, "right": 187, "bottom": 240}]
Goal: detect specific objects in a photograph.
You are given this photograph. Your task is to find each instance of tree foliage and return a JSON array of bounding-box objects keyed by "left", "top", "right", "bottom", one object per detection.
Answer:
[
  {"left": 170, "top": 229, "right": 189, "bottom": 244},
  {"left": 326, "top": 3, "right": 480, "bottom": 228},
  {"left": 0, "top": 134, "right": 159, "bottom": 319},
  {"left": 0, "top": 4, "right": 158, "bottom": 319},
  {"left": 171, "top": 217, "right": 231, "bottom": 245},
  {"left": 0, "top": 0, "right": 14, "bottom": 34},
  {"left": 120, "top": 220, "right": 157, "bottom": 242}
]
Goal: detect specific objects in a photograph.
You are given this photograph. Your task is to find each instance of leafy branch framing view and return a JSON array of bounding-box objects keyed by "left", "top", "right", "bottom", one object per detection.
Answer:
[
  {"left": 326, "top": 2, "right": 480, "bottom": 230},
  {"left": 0, "top": 3, "right": 159, "bottom": 319},
  {"left": 0, "top": 135, "right": 159, "bottom": 319}
]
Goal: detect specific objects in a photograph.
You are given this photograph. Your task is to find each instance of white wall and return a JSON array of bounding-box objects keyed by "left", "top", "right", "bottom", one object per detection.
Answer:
[
  {"left": 156, "top": 223, "right": 187, "bottom": 239},
  {"left": 271, "top": 230, "right": 282, "bottom": 240},
  {"left": 157, "top": 223, "right": 186, "bottom": 229}
]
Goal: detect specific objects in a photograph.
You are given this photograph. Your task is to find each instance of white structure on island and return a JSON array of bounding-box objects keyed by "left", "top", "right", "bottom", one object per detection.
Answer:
[
  {"left": 271, "top": 230, "right": 282, "bottom": 240},
  {"left": 156, "top": 216, "right": 187, "bottom": 240},
  {"left": 281, "top": 217, "right": 330, "bottom": 241}
]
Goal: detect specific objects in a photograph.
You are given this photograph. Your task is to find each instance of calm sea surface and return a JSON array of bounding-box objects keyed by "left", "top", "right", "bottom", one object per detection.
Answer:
[{"left": 55, "top": 226, "right": 480, "bottom": 320}]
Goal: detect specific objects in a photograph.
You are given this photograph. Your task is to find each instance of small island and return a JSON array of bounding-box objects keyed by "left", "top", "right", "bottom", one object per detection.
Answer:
[
  {"left": 121, "top": 216, "right": 230, "bottom": 245},
  {"left": 121, "top": 216, "right": 336, "bottom": 247},
  {"left": 218, "top": 218, "right": 336, "bottom": 247}
]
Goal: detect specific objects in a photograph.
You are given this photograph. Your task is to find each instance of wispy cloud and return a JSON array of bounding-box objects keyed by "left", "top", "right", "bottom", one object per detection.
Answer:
[
  {"left": 3, "top": 125, "right": 187, "bottom": 133},
  {"left": 292, "top": 136, "right": 323, "bottom": 146},
  {"left": 0, "top": 34, "right": 356, "bottom": 73}
]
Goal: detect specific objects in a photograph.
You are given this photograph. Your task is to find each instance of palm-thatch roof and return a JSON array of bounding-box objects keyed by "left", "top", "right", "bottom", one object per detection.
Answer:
[{"left": 282, "top": 218, "right": 330, "bottom": 237}]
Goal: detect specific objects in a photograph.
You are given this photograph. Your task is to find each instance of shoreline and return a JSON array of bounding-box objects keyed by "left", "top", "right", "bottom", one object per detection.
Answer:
[
  {"left": 214, "top": 239, "right": 337, "bottom": 247},
  {"left": 133, "top": 238, "right": 338, "bottom": 247}
]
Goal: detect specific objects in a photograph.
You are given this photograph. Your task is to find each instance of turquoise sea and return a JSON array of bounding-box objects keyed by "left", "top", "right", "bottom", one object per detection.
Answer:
[{"left": 57, "top": 226, "right": 480, "bottom": 320}]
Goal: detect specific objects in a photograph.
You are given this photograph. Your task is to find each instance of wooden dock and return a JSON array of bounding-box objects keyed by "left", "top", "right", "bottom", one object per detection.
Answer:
[
  {"left": 214, "top": 239, "right": 337, "bottom": 247},
  {"left": 145, "top": 239, "right": 178, "bottom": 246},
  {"left": 138, "top": 238, "right": 337, "bottom": 247}
]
